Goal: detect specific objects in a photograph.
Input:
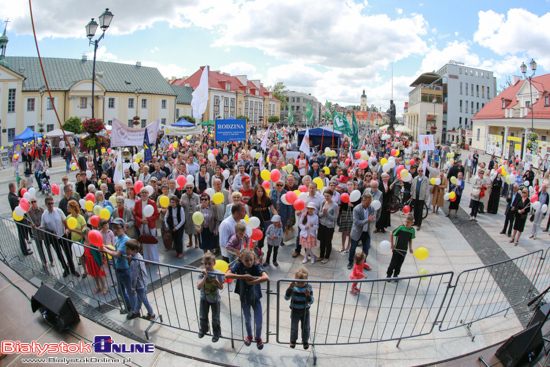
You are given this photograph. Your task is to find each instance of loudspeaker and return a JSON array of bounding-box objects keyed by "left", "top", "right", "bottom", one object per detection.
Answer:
[
  {"left": 496, "top": 322, "right": 544, "bottom": 367},
  {"left": 527, "top": 303, "right": 550, "bottom": 329},
  {"left": 31, "top": 283, "right": 80, "bottom": 332}
]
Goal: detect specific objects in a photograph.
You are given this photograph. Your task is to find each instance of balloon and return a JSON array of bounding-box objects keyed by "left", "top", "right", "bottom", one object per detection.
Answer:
[
  {"left": 297, "top": 193, "right": 308, "bottom": 202},
  {"left": 187, "top": 175, "right": 194, "bottom": 183},
  {"left": 450, "top": 176, "right": 457, "bottom": 184},
  {"left": 400, "top": 169, "right": 409, "bottom": 178},
  {"left": 403, "top": 205, "right": 411, "bottom": 214},
  {"left": 359, "top": 161, "right": 368, "bottom": 169},
  {"left": 450, "top": 196, "right": 457, "bottom": 202},
  {"left": 93, "top": 205, "right": 102, "bottom": 216},
  {"left": 371, "top": 200, "right": 381, "bottom": 210},
  {"left": 145, "top": 185, "right": 154, "bottom": 196},
  {"left": 107, "top": 148, "right": 111, "bottom": 153},
  {"left": 244, "top": 214, "right": 249, "bottom": 224},
  {"left": 23, "top": 192, "right": 31, "bottom": 201},
  {"left": 525, "top": 181, "right": 530, "bottom": 187},
  {"left": 383, "top": 163, "right": 391, "bottom": 173},
  {"left": 355, "top": 152, "right": 361, "bottom": 159},
  {"left": 543, "top": 204, "right": 549, "bottom": 214},
  {"left": 212, "top": 149, "right": 219, "bottom": 156},
  {"left": 20, "top": 188, "right": 27, "bottom": 196},
  {"left": 444, "top": 193, "right": 450, "bottom": 201},
  {"left": 345, "top": 158, "right": 351, "bottom": 166},
  {"left": 323, "top": 166, "right": 330, "bottom": 174},
  {"left": 208, "top": 153, "right": 215, "bottom": 161},
  {"left": 90, "top": 215, "right": 100, "bottom": 227},
  {"left": 160, "top": 195, "right": 170, "bottom": 208},
  {"left": 286, "top": 165, "right": 294, "bottom": 173},
  {"left": 380, "top": 158, "right": 388, "bottom": 165},
  {"left": 449, "top": 191, "right": 456, "bottom": 200},
  {"left": 134, "top": 181, "right": 144, "bottom": 194},
  {"left": 86, "top": 170, "right": 92, "bottom": 179},
  {"left": 379, "top": 240, "right": 392, "bottom": 253},
  {"left": 530, "top": 194, "right": 538, "bottom": 203},
  {"left": 435, "top": 178, "right": 441, "bottom": 185},
  {"left": 133, "top": 162, "right": 140, "bottom": 171},
  {"left": 100, "top": 208, "right": 111, "bottom": 220},
  {"left": 205, "top": 188, "right": 216, "bottom": 200},
  {"left": 67, "top": 217, "right": 78, "bottom": 229},
  {"left": 395, "top": 149, "right": 400, "bottom": 156},
  {"left": 313, "top": 177, "right": 324, "bottom": 190},
  {"left": 192, "top": 211, "right": 204, "bottom": 225},
  {"left": 430, "top": 178, "right": 436, "bottom": 185},
  {"left": 418, "top": 268, "right": 429, "bottom": 279},
  {"left": 109, "top": 195, "right": 117, "bottom": 206},
  {"left": 285, "top": 191, "right": 298, "bottom": 204},
  {"left": 85, "top": 201, "right": 94, "bottom": 212},
  {"left": 349, "top": 190, "right": 361, "bottom": 202},
  {"left": 402, "top": 174, "right": 412, "bottom": 182},
  {"left": 261, "top": 169, "right": 271, "bottom": 181},
  {"left": 174, "top": 175, "right": 186, "bottom": 188},
  {"left": 28, "top": 188, "right": 36, "bottom": 198},
  {"left": 20, "top": 198, "right": 30, "bottom": 212},
  {"left": 213, "top": 192, "right": 224, "bottom": 205},
  {"left": 13, "top": 211, "right": 24, "bottom": 221},
  {"left": 88, "top": 230, "right": 103, "bottom": 247},
  {"left": 293, "top": 199, "right": 305, "bottom": 211},
  {"left": 173, "top": 142, "right": 178, "bottom": 148},
  {"left": 78, "top": 199, "right": 86, "bottom": 209},
  {"left": 361, "top": 151, "right": 368, "bottom": 160},
  {"left": 341, "top": 193, "right": 350, "bottom": 203},
  {"left": 136, "top": 152, "right": 143, "bottom": 160},
  {"left": 391, "top": 149, "right": 396, "bottom": 156},
  {"left": 143, "top": 204, "right": 154, "bottom": 218},
  {"left": 84, "top": 193, "right": 95, "bottom": 203},
  {"left": 251, "top": 228, "right": 263, "bottom": 241},
  {"left": 262, "top": 181, "right": 271, "bottom": 189},
  {"left": 533, "top": 201, "right": 542, "bottom": 211},
  {"left": 14, "top": 206, "right": 25, "bottom": 217},
  {"left": 270, "top": 169, "right": 281, "bottom": 182},
  {"left": 299, "top": 185, "right": 308, "bottom": 193},
  {"left": 414, "top": 247, "right": 429, "bottom": 260},
  {"left": 51, "top": 184, "right": 60, "bottom": 195},
  {"left": 214, "top": 260, "right": 229, "bottom": 274},
  {"left": 249, "top": 217, "right": 261, "bottom": 229},
  {"left": 223, "top": 170, "right": 230, "bottom": 179},
  {"left": 281, "top": 194, "right": 290, "bottom": 205}
]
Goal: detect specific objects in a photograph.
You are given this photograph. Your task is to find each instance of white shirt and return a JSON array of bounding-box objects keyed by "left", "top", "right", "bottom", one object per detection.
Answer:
[
  {"left": 218, "top": 216, "right": 247, "bottom": 258},
  {"left": 41, "top": 208, "right": 66, "bottom": 237},
  {"left": 363, "top": 206, "right": 371, "bottom": 232},
  {"left": 232, "top": 173, "right": 249, "bottom": 191}
]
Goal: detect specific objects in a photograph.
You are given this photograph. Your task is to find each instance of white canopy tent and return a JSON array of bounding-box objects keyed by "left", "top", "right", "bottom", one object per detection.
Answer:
[{"left": 44, "top": 129, "right": 75, "bottom": 138}]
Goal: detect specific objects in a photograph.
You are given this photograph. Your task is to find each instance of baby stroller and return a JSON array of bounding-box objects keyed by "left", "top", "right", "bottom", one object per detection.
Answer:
[{"left": 40, "top": 171, "right": 52, "bottom": 195}]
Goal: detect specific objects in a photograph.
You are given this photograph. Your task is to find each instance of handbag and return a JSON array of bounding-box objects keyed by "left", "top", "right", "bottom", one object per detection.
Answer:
[
  {"left": 472, "top": 188, "right": 481, "bottom": 197},
  {"left": 162, "top": 227, "right": 174, "bottom": 251},
  {"left": 530, "top": 213, "right": 535, "bottom": 222},
  {"left": 138, "top": 224, "right": 158, "bottom": 245}
]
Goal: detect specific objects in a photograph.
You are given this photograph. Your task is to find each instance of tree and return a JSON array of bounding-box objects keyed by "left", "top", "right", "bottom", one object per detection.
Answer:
[
  {"left": 236, "top": 115, "right": 250, "bottom": 122},
  {"left": 268, "top": 115, "right": 280, "bottom": 123},
  {"left": 499, "top": 75, "right": 512, "bottom": 94},
  {"left": 268, "top": 82, "right": 289, "bottom": 107},
  {"left": 181, "top": 115, "right": 196, "bottom": 124},
  {"left": 63, "top": 117, "right": 83, "bottom": 134}
]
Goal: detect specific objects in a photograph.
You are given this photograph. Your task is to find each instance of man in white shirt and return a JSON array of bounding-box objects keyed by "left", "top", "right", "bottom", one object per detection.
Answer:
[
  {"left": 465, "top": 155, "right": 473, "bottom": 183},
  {"left": 186, "top": 156, "right": 200, "bottom": 176},
  {"left": 218, "top": 203, "right": 247, "bottom": 263},
  {"left": 232, "top": 164, "right": 249, "bottom": 191}
]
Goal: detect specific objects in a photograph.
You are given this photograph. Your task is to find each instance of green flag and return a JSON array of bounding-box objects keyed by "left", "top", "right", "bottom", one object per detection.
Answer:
[
  {"left": 305, "top": 101, "right": 314, "bottom": 123},
  {"left": 288, "top": 104, "right": 294, "bottom": 125},
  {"left": 323, "top": 101, "right": 333, "bottom": 119},
  {"left": 352, "top": 111, "right": 359, "bottom": 148},
  {"left": 341, "top": 111, "right": 353, "bottom": 136},
  {"left": 333, "top": 110, "right": 347, "bottom": 134}
]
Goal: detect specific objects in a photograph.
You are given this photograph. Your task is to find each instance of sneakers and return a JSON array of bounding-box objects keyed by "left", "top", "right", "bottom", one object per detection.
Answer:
[
  {"left": 273, "top": 261, "right": 279, "bottom": 267},
  {"left": 349, "top": 289, "right": 358, "bottom": 295},
  {"left": 310, "top": 257, "right": 315, "bottom": 264},
  {"left": 126, "top": 313, "right": 140, "bottom": 320},
  {"left": 302, "top": 257, "right": 308, "bottom": 264},
  {"left": 147, "top": 313, "right": 156, "bottom": 320},
  {"left": 321, "top": 259, "right": 328, "bottom": 264},
  {"left": 303, "top": 342, "right": 309, "bottom": 350},
  {"left": 256, "top": 338, "right": 264, "bottom": 350},
  {"left": 244, "top": 336, "right": 253, "bottom": 346},
  {"left": 290, "top": 341, "right": 296, "bottom": 349},
  {"left": 263, "top": 261, "right": 270, "bottom": 266},
  {"left": 352, "top": 286, "right": 360, "bottom": 292},
  {"left": 339, "top": 248, "right": 345, "bottom": 253},
  {"left": 347, "top": 263, "right": 353, "bottom": 270}
]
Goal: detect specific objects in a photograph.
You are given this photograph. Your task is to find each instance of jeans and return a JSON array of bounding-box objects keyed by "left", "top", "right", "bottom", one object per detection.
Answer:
[
  {"left": 242, "top": 300, "right": 263, "bottom": 340},
  {"left": 291, "top": 309, "right": 310, "bottom": 344},
  {"left": 132, "top": 287, "right": 154, "bottom": 316},
  {"left": 470, "top": 200, "right": 481, "bottom": 218},
  {"left": 200, "top": 299, "right": 221, "bottom": 337},
  {"left": 265, "top": 245, "right": 279, "bottom": 263},
  {"left": 65, "top": 158, "right": 71, "bottom": 172},
  {"left": 348, "top": 231, "right": 371, "bottom": 264},
  {"left": 116, "top": 267, "right": 133, "bottom": 311}
]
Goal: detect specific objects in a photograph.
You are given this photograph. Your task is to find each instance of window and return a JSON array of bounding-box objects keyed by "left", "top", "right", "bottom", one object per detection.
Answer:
[
  {"left": 460, "top": 82, "right": 463, "bottom": 95},
  {"left": 465, "top": 83, "right": 468, "bottom": 95},
  {"left": 176, "top": 109, "right": 180, "bottom": 119},
  {"left": 291, "top": 97, "right": 295, "bottom": 103},
  {"left": 28, "top": 126, "right": 35, "bottom": 131},
  {"left": 128, "top": 98, "right": 134, "bottom": 109},
  {"left": 141, "top": 99, "right": 147, "bottom": 109},
  {"left": 107, "top": 120, "right": 112, "bottom": 126},
  {"left": 459, "top": 100, "right": 463, "bottom": 112},
  {"left": 161, "top": 99, "right": 167, "bottom": 109},
  {"left": 296, "top": 106, "right": 300, "bottom": 111},
  {"left": 482, "top": 103, "right": 485, "bottom": 108},
  {"left": 470, "top": 70, "right": 473, "bottom": 76},
  {"left": 476, "top": 85, "right": 479, "bottom": 97},
  {"left": 487, "top": 87, "right": 490, "bottom": 99},
  {"left": 471, "top": 84, "right": 474, "bottom": 95},
  {"left": 481, "top": 72, "right": 484, "bottom": 78},
  {"left": 526, "top": 101, "right": 530, "bottom": 108},
  {"left": 459, "top": 117, "right": 462, "bottom": 126},
  {"left": 161, "top": 118, "right": 166, "bottom": 125},
  {"left": 471, "top": 101, "right": 474, "bottom": 113},
  {"left": 128, "top": 120, "right": 133, "bottom": 127},
  {"left": 108, "top": 98, "right": 115, "bottom": 109},
  {"left": 239, "top": 107, "right": 242, "bottom": 114},
  {"left": 465, "top": 118, "right": 468, "bottom": 127},
  {"left": 482, "top": 86, "right": 485, "bottom": 97},
  {"left": 231, "top": 98, "right": 235, "bottom": 107},
  {"left": 475, "top": 71, "right": 478, "bottom": 77},
  {"left": 8, "top": 89, "right": 16, "bottom": 113},
  {"left": 542, "top": 135, "right": 547, "bottom": 142},
  {"left": 7, "top": 128, "right": 15, "bottom": 142},
  {"left": 47, "top": 124, "right": 54, "bottom": 132},
  {"left": 465, "top": 100, "right": 468, "bottom": 113},
  {"left": 546, "top": 96, "right": 550, "bottom": 106},
  {"left": 141, "top": 119, "right": 147, "bottom": 128},
  {"left": 464, "top": 69, "right": 468, "bottom": 75},
  {"left": 214, "top": 96, "right": 219, "bottom": 106},
  {"left": 477, "top": 128, "right": 480, "bottom": 141},
  {"left": 47, "top": 98, "right": 54, "bottom": 110},
  {"left": 296, "top": 97, "right": 300, "bottom": 103},
  {"left": 79, "top": 97, "right": 87, "bottom": 109},
  {"left": 459, "top": 68, "right": 462, "bottom": 74},
  {"left": 476, "top": 102, "right": 479, "bottom": 112},
  {"left": 502, "top": 101, "right": 506, "bottom": 109},
  {"left": 27, "top": 98, "right": 35, "bottom": 112}
]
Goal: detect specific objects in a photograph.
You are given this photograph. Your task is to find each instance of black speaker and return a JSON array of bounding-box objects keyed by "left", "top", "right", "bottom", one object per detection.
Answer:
[
  {"left": 31, "top": 283, "right": 80, "bottom": 332},
  {"left": 527, "top": 303, "right": 550, "bottom": 329},
  {"left": 496, "top": 322, "right": 544, "bottom": 367}
]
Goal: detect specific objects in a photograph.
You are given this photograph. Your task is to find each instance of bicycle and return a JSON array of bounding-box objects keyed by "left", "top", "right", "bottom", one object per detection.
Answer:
[{"left": 389, "top": 190, "right": 429, "bottom": 220}]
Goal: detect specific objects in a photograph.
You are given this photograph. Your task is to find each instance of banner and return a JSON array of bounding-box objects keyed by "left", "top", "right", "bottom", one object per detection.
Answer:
[
  {"left": 163, "top": 125, "right": 202, "bottom": 137},
  {"left": 418, "top": 134, "right": 435, "bottom": 151},
  {"left": 215, "top": 119, "right": 246, "bottom": 142},
  {"left": 111, "top": 118, "right": 160, "bottom": 148},
  {"left": 486, "top": 134, "right": 503, "bottom": 156}
]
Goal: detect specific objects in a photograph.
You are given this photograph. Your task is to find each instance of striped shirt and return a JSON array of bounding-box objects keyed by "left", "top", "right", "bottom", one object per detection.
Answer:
[{"left": 284, "top": 284, "right": 314, "bottom": 310}]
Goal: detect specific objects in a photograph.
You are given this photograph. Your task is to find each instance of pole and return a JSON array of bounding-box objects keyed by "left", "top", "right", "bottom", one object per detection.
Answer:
[
  {"left": 529, "top": 76, "right": 534, "bottom": 131},
  {"left": 91, "top": 40, "right": 98, "bottom": 119}
]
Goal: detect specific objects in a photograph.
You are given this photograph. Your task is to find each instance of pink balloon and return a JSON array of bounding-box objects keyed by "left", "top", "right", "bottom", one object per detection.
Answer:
[
  {"left": 345, "top": 158, "right": 351, "bottom": 166},
  {"left": 262, "top": 181, "right": 271, "bottom": 189},
  {"left": 20, "top": 198, "right": 30, "bottom": 211},
  {"left": 531, "top": 194, "right": 538, "bottom": 203},
  {"left": 86, "top": 193, "right": 96, "bottom": 203},
  {"left": 270, "top": 169, "right": 281, "bottom": 182},
  {"left": 134, "top": 180, "right": 144, "bottom": 194},
  {"left": 212, "top": 149, "right": 219, "bottom": 156},
  {"left": 177, "top": 175, "right": 187, "bottom": 187},
  {"left": 299, "top": 185, "right": 307, "bottom": 193},
  {"left": 285, "top": 191, "right": 297, "bottom": 204},
  {"left": 293, "top": 199, "right": 305, "bottom": 211},
  {"left": 396, "top": 165, "right": 404, "bottom": 174},
  {"left": 340, "top": 193, "right": 350, "bottom": 203},
  {"left": 359, "top": 161, "right": 368, "bottom": 169},
  {"left": 51, "top": 183, "right": 60, "bottom": 195},
  {"left": 391, "top": 149, "right": 396, "bottom": 156}
]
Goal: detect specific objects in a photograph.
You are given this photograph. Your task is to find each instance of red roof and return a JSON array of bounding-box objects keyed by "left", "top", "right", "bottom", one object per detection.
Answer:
[{"left": 473, "top": 73, "right": 550, "bottom": 120}]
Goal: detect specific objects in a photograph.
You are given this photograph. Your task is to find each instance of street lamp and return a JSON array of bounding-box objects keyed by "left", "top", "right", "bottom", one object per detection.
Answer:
[
  {"left": 85, "top": 8, "right": 114, "bottom": 119},
  {"left": 520, "top": 59, "right": 537, "bottom": 131}
]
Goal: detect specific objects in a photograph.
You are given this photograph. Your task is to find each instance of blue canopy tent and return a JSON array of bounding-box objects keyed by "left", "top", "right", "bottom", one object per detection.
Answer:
[
  {"left": 171, "top": 119, "right": 196, "bottom": 128},
  {"left": 14, "top": 127, "right": 41, "bottom": 142},
  {"left": 297, "top": 127, "right": 342, "bottom": 152}
]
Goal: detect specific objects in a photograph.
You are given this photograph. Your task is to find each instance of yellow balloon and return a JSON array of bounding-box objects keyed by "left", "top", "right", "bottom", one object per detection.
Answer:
[
  {"left": 187, "top": 136, "right": 190, "bottom": 140},
  {"left": 323, "top": 166, "right": 330, "bottom": 174},
  {"left": 85, "top": 201, "right": 94, "bottom": 212},
  {"left": 380, "top": 158, "right": 388, "bottom": 165},
  {"left": 414, "top": 247, "right": 429, "bottom": 261},
  {"left": 93, "top": 205, "right": 102, "bottom": 216},
  {"left": 430, "top": 178, "right": 436, "bottom": 185},
  {"left": 67, "top": 217, "right": 78, "bottom": 229},
  {"left": 137, "top": 153, "right": 143, "bottom": 160},
  {"left": 100, "top": 208, "right": 111, "bottom": 220},
  {"left": 244, "top": 214, "right": 249, "bottom": 224},
  {"left": 213, "top": 192, "right": 224, "bottom": 205},
  {"left": 13, "top": 211, "right": 23, "bottom": 221},
  {"left": 313, "top": 177, "right": 323, "bottom": 190},
  {"left": 400, "top": 169, "right": 409, "bottom": 178},
  {"left": 294, "top": 190, "right": 301, "bottom": 197},
  {"left": 101, "top": 148, "right": 106, "bottom": 153},
  {"left": 267, "top": 157, "right": 270, "bottom": 163},
  {"left": 109, "top": 195, "right": 117, "bottom": 205},
  {"left": 159, "top": 195, "right": 170, "bottom": 208},
  {"left": 266, "top": 189, "right": 270, "bottom": 195},
  {"left": 214, "top": 259, "right": 229, "bottom": 273},
  {"left": 286, "top": 165, "right": 294, "bottom": 173},
  {"left": 450, "top": 176, "right": 457, "bottom": 184},
  {"left": 192, "top": 211, "right": 204, "bottom": 225},
  {"left": 418, "top": 268, "right": 429, "bottom": 280},
  {"left": 207, "top": 149, "right": 212, "bottom": 154},
  {"left": 173, "top": 142, "right": 178, "bottom": 148},
  {"left": 449, "top": 191, "right": 456, "bottom": 199},
  {"left": 105, "top": 245, "right": 115, "bottom": 259},
  {"left": 255, "top": 152, "right": 261, "bottom": 159},
  {"left": 135, "top": 159, "right": 141, "bottom": 163},
  {"left": 395, "top": 149, "right": 400, "bottom": 156},
  {"left": 261, "top": 169, "right": 271, "bottom": 181}
]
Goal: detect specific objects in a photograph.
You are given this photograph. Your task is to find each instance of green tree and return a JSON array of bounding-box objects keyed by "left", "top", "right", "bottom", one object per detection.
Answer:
[
  {"left": 268, "top": 82, "right": 289, "bottom": 107},
  {"left": 268, "top": 115, "right": 280, "bottom": 123},
  {"left": 63, "top": 117, "right": 83, "bottom": 134},
  {"left": 236, "top": 115, "right": 250, "bottom": 122},
  {"left": 181, "top": 115, "right": 195, "bottom": 124}
]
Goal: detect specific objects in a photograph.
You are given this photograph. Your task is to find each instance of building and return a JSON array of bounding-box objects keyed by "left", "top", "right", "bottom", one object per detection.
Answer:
[
  {"left": 360, "top": 90, "right": 367, "bottom": 111},
  {"left": 472, "top": 73, "right": 550, "bottom": 162},
  {"left": 281, "top": 91, "right": 321, "bottom": 125},
  {"left": 172, "top": 67, "right": 281, "bottom": 126},
  {"left": 170, "top": 85, "right": 193, "bottom": 121}
]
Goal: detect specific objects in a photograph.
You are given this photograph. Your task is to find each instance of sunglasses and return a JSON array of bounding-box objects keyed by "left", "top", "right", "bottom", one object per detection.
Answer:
[
  {"left": 31, "top": 200, "right": 37, "bottom": 203},
  {"left": 201, "top": 198, "right": 209, "bottom": 201},
  {"left": 47, "top": 202, "right": 54, "bottom": 205},
  {"left": 186, "top": 187, "right": 193, "bottom": 190},
  {"left": 276, "top": 184, "right": 283, "bottom": 187}
]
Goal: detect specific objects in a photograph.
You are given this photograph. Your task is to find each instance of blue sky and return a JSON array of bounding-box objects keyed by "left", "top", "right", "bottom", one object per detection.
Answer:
[{"left": 2, "top": 0, "right": 549, "bottom": 112}]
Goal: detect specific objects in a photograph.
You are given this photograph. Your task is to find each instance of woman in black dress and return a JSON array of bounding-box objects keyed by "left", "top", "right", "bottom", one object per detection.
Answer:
[
  {"left": 248, "top": 185, "right": 278, "bottom": 249},
  {"left": 487, "top": 173, "right": 503, "bottom": 214},
  {"left": 447, "top": 172, "right": 465, "bottom": 217},
  {"left": 375, "top": 172, "right": 394, "bottom": 233},
  {"left": 510, "top": 188, "right": 530, "bottom": 246}
]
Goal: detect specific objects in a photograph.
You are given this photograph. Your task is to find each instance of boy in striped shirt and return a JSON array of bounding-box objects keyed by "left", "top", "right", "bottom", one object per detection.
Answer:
[{"left": 284, "top": 268, "right": 314, "bottom": 349}]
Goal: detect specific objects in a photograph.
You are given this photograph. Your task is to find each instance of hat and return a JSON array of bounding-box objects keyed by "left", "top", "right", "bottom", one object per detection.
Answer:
[
  {"left": 242, "top": 176, "right": 250, "bottom": 183},
  {"left": 306, "top": 202, "right": 316, "bottom": 209},
  {"left": 150, "top": 177, "right": 158, "bottom": 182},
  {"left": 112, "top": 218, "right": 126, "bottom": 227},
  {"left": 271, "top": 215, "right": 281, "bottom": 222}
]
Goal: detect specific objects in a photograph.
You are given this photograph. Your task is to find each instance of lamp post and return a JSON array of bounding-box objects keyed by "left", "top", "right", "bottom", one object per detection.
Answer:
[
  {"left": 520, "top": 59, "right": 537, "bottom": 132},
  {"left": 85, "top": 8, "right": 114, "bottom": 119}
]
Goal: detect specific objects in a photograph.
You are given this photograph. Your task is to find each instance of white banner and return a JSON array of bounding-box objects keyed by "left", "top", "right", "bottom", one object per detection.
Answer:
[
  {"left": 162, "top": 125, "right": 203, "bottom": 136},
  {"left": 111, "top": 119, "right": 160, "bottom": 148},
  {"left": 418, "top": 134, "right": 435, "bottom": 151}
]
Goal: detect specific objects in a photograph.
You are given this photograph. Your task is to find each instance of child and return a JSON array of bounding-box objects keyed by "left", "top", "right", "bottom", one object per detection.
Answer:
[
  {"left": 349, "top": 252, "right": 368, "bottom": 295},
  {"left": 264, "top": 215, "right": 283, "bottom": 266},
  {"left": 337, "top": 167, "right": 350, "bottom": 187},
  {"left": 197, "top": 253, "right": 224, "bottom": 342},
  {"left": 226, "top": 222, "right": 249, "bottom": 264},
  {"left": 82, "top": 228, "right": 108, "bottom": 295},
  {"left": 284, "top": 268, "right": 313, "bottom": 349},
  {"left": 225, "top": 248, "right": 269, "bottom": 350},
  {"left": 98, "top": 219, "right": 115, "bottom": 248},
  {"left": 299, "top": 203, "right": 319, "bottom": 264},
  {"left": 386, "top": 214, "right": 415, "bottom": 282},
  {"left": 125, "top": 239, "right": 156, "bottom": 320}
]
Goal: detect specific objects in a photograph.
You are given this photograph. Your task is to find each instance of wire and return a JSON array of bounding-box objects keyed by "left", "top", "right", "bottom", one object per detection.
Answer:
[{"left": 0, "top": 270, "right": 31, "bottom": 302}]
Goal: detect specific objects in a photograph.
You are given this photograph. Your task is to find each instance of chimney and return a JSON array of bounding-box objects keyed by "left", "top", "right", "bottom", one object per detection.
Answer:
[
  {"left": 19, "top": 66, "right": 25, "bottom": 74},
  {"left": 136, "top": 61, "right": 141, "bottom": 67},
  {"left": 185, "top": 83, "right": 190, "bottom": 87},
  {"left": 513, "top": 75, "right": 522, "bottom": 85},
  {"left": 82, "top": 54, "right": 87, "bottom": 62}
]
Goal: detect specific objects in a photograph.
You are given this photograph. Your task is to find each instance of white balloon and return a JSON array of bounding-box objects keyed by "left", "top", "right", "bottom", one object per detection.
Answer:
[
  {"left": 79, "top": 199, "right": 86, "bottom": 208},
  {"left": 444, "top": 193, "right": 450, "bottom": 201},
  {"left": 388, "top": 160, "right": 396, "bottom": 168},
  {"left": 222, "top": 170, "right": 230, "bottom": 179},
  {"left": 205, "top": 188, "right": 216, "bottom": 200},
  {"left": 382, "top": 163, "right": 391, "bottom": 172},
  {"left": 143, "top": 204, "right": 154, "bottom": 218},
  {"left": 187, "top": 175, "right": 194, "bottom": 183},
  {"left": 249, "top": 217, "right": 261, "bottom": 229},
  {"left": 508, "top": 174, "right": 516, "bottom": 183},
  {"left": 542, "top": 204, "right": 548, "bottom": 214},
  {"left": 86, "top": 170, "right": 92, "bottom": 179},
  {"left": 23, "top": 192, "right": 31, "bottom": 201},
  {"left": 250, "top": 149, "right": 257, "bottom": 157},
  {"left": 371, "top": 200, "right": 381, "bottom": 210},
  {"left": 118, "top": 180, "right": 126, "bottom": 187},
  {"left": 132, "top": 162, "right": 140, "bottom": 171},
  {"left": 14, "top": 206, "right": 25, "bottom": 217},
  {"left": 529, "top": 186, "right": 534, "bottom": 193},
  {"left": 435, "top": 178, "right": 441, "bottom": 185},
  {"left": 379, "top": 240, "right": 392, "bottom": 253},
  {"left": 45, "top": 170, "right": 50, "bottom": 176},
  {"left": 325, "top": 147, "right": 330, "bottom": 152},
  {"left": 246, "top": 225, "right": 253, "bottom": 237},
  {"left": 350, "top": 190, "right": 361, "bottom": 202},
  {"left": 388, "top": 156, "right": 396, "bottom": 162},
  {"left": 298, "top": 192, "right": 309, "bottom": 201},
  {"left": 361, "top": 151, "right": 368, "bottom": 160},
  {"left": 28, "top": 188, "right": 36, "bottom": 198},
  {"left": 533, "top": 201, "right": 542, "bottom": 211},
  {"left": 524, "top": 180, "right": 530, "bottom": 187},
  {"left": 208, "top": 153, "right": 215, "bottom": 161},
  {"left": 145, "top": 185, "right": 154, "bottom": 196},
  {"left": 402, "top": 174, "right": 412, "bottom": 182},
  {"left": 281, "top": 194, "right": 290, "bottom": 205}
]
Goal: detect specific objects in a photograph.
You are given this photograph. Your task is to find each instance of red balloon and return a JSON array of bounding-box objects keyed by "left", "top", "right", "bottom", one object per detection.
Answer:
[
  {"left": 341, "top": 193, "right": 350, "bottom": 203},
  {"left": 531, "top": 194, "right": 538, "bottom": 203},
  {"left": 262, "top": 181, "right": 271, "bottom": 189},
  {"left": 270, "top": 170, "right": 281, "bottom": 182},
  {"left": 177, "top": 175, "right": 187, "bottom": 188},
  {"left": 203, "top": 143, "right": 207, "bottom": 147},
  {"left": 51, "top": 184, "right": 60, "bottom": 195},
  {"left": 345, "top": 158, "right": 351, "bottom": 166},
  {"left": 516, "top": 159, "right": 520, "bottom": 163},
  {"left": 169, "top": 145, "right": 174, "bottom": 151},
  {"left": 359, "top": 160, "right": 368, "bottom": 169},
  {"left": 90, "top": 215, "right": 100, "bottom": 227},
  {"left": 20, "top": 198, "right": 30, "bottom": 211},
  {"left": 293, "top": 199, "right": 305, "bottom": 211},
  {"left": 88, "top": 229, "right": 103, "bottom": 247},
  {"left": 497, "top": 167, "right": 502, "bottom": 173},
  {"left": 134, "top": 180, "right": 144, "bottom": 194},
  {"left": 391, "top": 149, "right": 396, "bottom": 156},
  {"left": 20, "top": 188, "right": 27, "bottom": 196},
  {"left": 403, "top": 205, "right": 411, "bottom": 214},
  {"left": 355, "top": 152, "right": 361, "bottom": 159},
  {"left": 107, "top": 148, "right": 112, "bottom": 153},
  {"left": 285, "top": 191, "right": 298, "bottom": 204},
  {"left": 396, "top": 165, "right": 404, "bottom": 174},
  {"left": 86, "top": 193, "right": 96, "bottom": 203},
  {"left": 299, "top": 185, "right": 307, "bottom": 193},
  {"left": 450, "top": 196, "right": 457, "bottom": 202},
  {"left": 212, "top": 149, "right": 219, "bottom": 156},
  {"left": 251, "top": 228, "right": 264, "bottom": 241},
  {"left": 362, "top": 145, "right": 365, "bottom": 149}
]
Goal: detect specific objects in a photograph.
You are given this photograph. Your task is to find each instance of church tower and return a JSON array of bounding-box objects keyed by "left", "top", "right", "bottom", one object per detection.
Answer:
[
  {"left": 0, "top": 20, "right": 9, "bottom": 68},
  {"left": 360, "top": 89, "right": 367, "bottom": 111}
]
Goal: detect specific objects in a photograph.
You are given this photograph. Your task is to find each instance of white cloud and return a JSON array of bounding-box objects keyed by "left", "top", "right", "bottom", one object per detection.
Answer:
[
  {"left": 150, "top": 47, "right": 159, "bottom": 54},
  {"left": 420, "top": 41, "right": 480, "bottom": 73},
  {"left": 219, "top": 62, "right": 257, "bottom": 77},
  {"left": 396, "top": 8, "right": 403, "bottom": 14}
]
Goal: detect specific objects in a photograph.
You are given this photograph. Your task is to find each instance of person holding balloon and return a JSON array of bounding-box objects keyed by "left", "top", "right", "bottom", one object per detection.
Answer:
[
  {"left": 510, "top": 188, "right": 531, "bottom": 246},
  {"left": 164, "top": 195, "right": 186, "bottom": 258},
  {"left": 446, "top": 173, "right": 465, "bottom": 218},
  {"left": 66, "top": 200, "right": 88, "bottom": 278},
  {"left": 134, "top": 187, "right": 160, "bottom": 262},
  {"left": 195, "top": 193, "right": 221, "bottom": 254},
  {"left": 82, "top": 228, "right": 108, "bottom": 296},
  {"left": 95, "top": 190, "right": 114, "bottom": 212},
  {"left": 529, "top": 185, "right": 548, "bottom": 240},
  {"left": 248, "top": 186, "right": 278, "bottom": 250}
]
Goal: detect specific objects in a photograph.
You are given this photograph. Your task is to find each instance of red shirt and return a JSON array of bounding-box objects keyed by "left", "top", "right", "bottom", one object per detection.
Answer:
[{"left": 241, "top": 188, "right": 253, "bottom": 203}]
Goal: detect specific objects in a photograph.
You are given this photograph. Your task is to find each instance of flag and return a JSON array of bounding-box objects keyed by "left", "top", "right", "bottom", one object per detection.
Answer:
[
  {"left": 191, "top": 66, "right": 209, "bottom": 120},
  {"left": 341, "top": 112, "right": 353, "bottom": 136},
  {"left": 113, "top": 149, "right": 123, "bottom": 184},
  {"left": 323, "top": 101, "right": 333, "bottom": 119},
  {"left": 305, "top": 101, "right": 314, "bottom": 123},
  {"left": 333, "top": 110, "right": 347, "bottom": 134},
  {"left": 288, "top": 105, "right": 294, "bottom": 125},
  {"left": 300, "top": 128, "right": 310, "bottom": 154},
  {"left": 261, "top": 129, "right": 270, "bottom": 151},
  {"left": 352, "top": 111, "right": 359, "bottom": 148},
  {"left": 143, "top": 128, "right": 152, "bottom": 162}
]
